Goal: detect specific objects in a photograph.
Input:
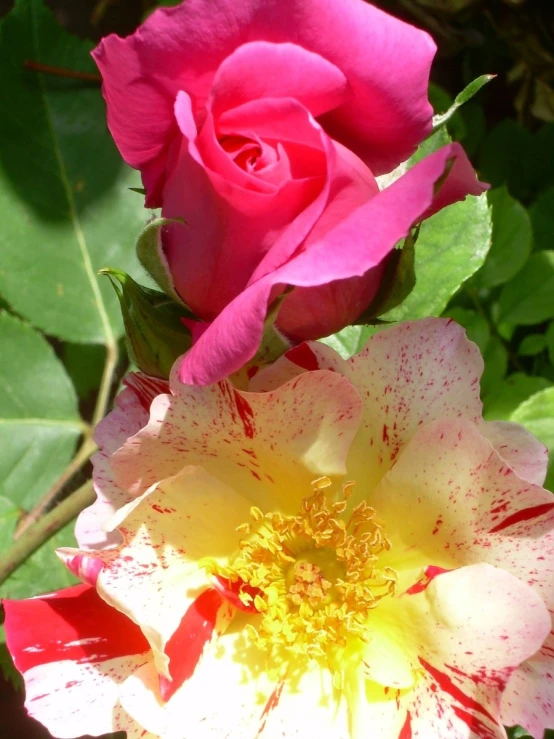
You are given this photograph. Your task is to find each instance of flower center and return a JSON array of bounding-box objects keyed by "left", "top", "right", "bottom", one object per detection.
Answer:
[
  {"left": 218, "top": 134, "right": 266, "bottom": 173},
  {"left": 209, "top": 477, "right": 397, "bottom": 664}
]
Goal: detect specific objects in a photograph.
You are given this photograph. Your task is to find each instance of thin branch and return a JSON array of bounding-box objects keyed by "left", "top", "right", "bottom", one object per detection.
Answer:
[
  {"left": 14, "top": 435, "right": 96, "bottom": 538},
  {"left": 24, "top": 60, "right": 102, "bottom": 84},
  {"left": 93, "top": 340, "right": 119, "bottom": 428},
  {"left": 0, "top": 481, "right": 95, "bottom": 588},
  {"left": 14, "top": 341, "right": 118, "bottom": 538}
]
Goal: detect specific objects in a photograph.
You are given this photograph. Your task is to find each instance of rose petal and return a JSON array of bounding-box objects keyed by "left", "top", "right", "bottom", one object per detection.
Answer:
[
  {"left": 481, "top": 419, "right": 549, "bottom": 487},
  {"left": 93, "top": 0, "right": 436, "bottom": 202},
  {"left": 372, "top": 418, "right": 554, "bottom": 610},
  {"left": 118, "top": 628, "right": 280, "bottom": 739},
  {"left": 353, "top": 565, "right": 550, "bottom": 739},
  {"left": 501, "top": 631, "right": 554, "bottom": 738},
  {"left": 3, "top": 584, "right": 151, "bottom": 739},
  {"left": 75, "top": 381, "right": 150, "bottom": 550},
  {"left": 178, "top": 145, "right": 485, "bottom": 385},
  {"left": 112, "top": 371, "right": 362, "bottom": 513},
  {"left": 165, "top": 93, "right": 328, "bottom": 317},
  {"left": 209, "top": 41, "right": 348, "bottom": 119},
  {"left": 61, "top": 466, "right": 248, "bottom": 681},
  {"left": 257, "top": 318, "right": 485, "bottom": 496}
]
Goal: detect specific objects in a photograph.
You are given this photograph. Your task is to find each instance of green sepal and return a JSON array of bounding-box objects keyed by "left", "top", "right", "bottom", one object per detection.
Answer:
[
  {"left": 135, "top": 217, "right": 189, "bottom": 307},
  {"left": 353, "top": 228, "right": 418, "bottom": 325},
  {"left": 100, "top": 268, "right": 194, "bottom": 379},
  {"left": 432, "top": 75, "right": 495, "bottom": 131}
]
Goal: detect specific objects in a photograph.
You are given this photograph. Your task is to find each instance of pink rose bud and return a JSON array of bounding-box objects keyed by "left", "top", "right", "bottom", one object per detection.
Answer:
[{"left": 93, "top": 0, "right": 487, "bottom": 384}]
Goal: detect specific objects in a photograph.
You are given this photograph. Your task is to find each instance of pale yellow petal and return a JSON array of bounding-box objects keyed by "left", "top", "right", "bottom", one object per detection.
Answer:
[{"left": 113, "top": 370, "right": 362, "bottom": 517}]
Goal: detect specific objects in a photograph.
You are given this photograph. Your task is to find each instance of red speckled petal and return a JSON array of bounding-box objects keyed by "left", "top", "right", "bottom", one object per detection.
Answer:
[
  {"left": 76, "top": 379, "right": 151, "bottom": 551},
  {"left": 112, "top": 370, "right": 363, "bottom": 516},
  {"left": 481, "top": 420, "right": 548, "bottom": 487},
  {"left": 60, "top": 467, "right": 242, "bottom": 688},
  {"left": 252, "top": 320, "right": 549, "bottom": 495},
  {"left": 3, "top": 585, "right": 152, "bottom": 738},
  {"left": 372, "top": 418, "right": 554, "bottom": 734},
  {"left": 351, "top": 565, "right": 550, "bottom": 739},
  {"left": 255, "top": 318, "right": 484, "bottom": 492},
  {"left": 501, "top": 631, "right": 554, "bottom": 738}
]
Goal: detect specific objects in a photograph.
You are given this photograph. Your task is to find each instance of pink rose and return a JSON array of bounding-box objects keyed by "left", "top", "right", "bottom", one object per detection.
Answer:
[{"left": 94, "top": 0, "right": 486, "bottom": 384}]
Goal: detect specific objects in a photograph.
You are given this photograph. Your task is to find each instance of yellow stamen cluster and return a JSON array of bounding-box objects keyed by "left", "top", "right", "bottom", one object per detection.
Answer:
[{"left": 213, "top": 477, "right": 397, "bottom": 663}]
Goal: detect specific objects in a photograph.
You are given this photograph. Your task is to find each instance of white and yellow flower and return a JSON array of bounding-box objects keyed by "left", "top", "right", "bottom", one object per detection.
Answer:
[{"left": 5, "top": 318, "right": 554, "bottom": 739}]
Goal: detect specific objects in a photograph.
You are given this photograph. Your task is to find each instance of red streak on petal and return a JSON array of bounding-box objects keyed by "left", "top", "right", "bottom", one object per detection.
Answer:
[
  {"left": 404, "top": 566, "right": 450, "bottom": 595},
  {"left": 257, "top": 681, "right": 284, "bottom": 737},
  {"left": 62, "top": 553, "right": 103, "bottom": 586},
  {"left": 451, "top": 705, "right": 498, "bottom": 739},
  {"left": 160, "top": 588, "right": 223, "bottom": 701},
  {"left": 488, "top": 502, "right": 554, "bottom": 533},
  {"left": 286, "top": 343, "right": 320, "bottom": 371},
  {"left": 233, "top": 390, "right": 255, "bottom": 438},
  {"left": 124, "top": 372, "right": 170, "bottom": 412},
  {"left": 212, "top": 576, "right": 260, "bottom": 614},
  {"left": 398, "top": 711, "right": 412, "bottom": 739},
  {"left": 3, "top": 584, "right": 149, "bottom": 673},
  {"left": 419, "top": 658, "right": 496, "bottom": 724}
]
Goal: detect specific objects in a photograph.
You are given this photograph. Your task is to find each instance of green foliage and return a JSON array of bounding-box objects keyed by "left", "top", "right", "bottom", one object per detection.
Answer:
[
  {"left": 0, "top": 313, "right": 82, "bottom": 510},
  {"left": 102, "top": 268, "right": 192, "bottom": 379},
  {"left": 320, "top": 325, "right": 374, "bottom": 359},
  {"left": 135, "top": 217, "right": 189, "bottom": 306},
  {"left": 511, "top": 388, "right": 554, "bottom": 491},
  {"left": 0, "top": 498, "right": 78, "bottom": 601},
  {"left": 62, "top": 342, "right": 106, "bottom": 398},
  {"left": 475, "top": 187, "right": 532, "bottom": 289},
  {"left": 530, "top": 187, "right": 554, "bottom": 252},
  {"left": 497, "top": 251, "right": 554, "bottom": 325},
  {"left": 432, "top": 74, "right": 495, "bottom": 130},
  {"left": 483, "top": 373, "right": 552, "bottom": 422},
  {"left": 0, "top": 0, "right": 148, "bottom": 343},
  {"left": 383, "top": 193, "right": 491, "bottom": 322},
  {"left": 354, "top": 231, "right": 417, "bottom": 324}
]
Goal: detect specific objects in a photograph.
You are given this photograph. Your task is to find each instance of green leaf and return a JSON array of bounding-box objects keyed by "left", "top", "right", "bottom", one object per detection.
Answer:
[
  {"left": 506, "top": 728, "right": 531, "bottom": 739},
  {"left": 375, "top": 127, "right": 450, "bottom": 192},
  {"left": 456, "top": 102, "right": 486, "bottom": 158},
  {"left": 0, "top": 631, "right": 23, "bottom": 690},
  {"left": 510, "top": 387, "right": 554, "bottom": 491},
  {"left": 497, "top": 251, "right": 554, "bottom": 326},
  {"left": 479, "top": 120, "right": 534, "bottom": 201},
  {"left": 530, "top": 186, "right": 554, "bottom": 252},
  {"left": 0, "top": 497, "right": 78, "bottom": 600},
  {"left": 483, "top": 373, "right": 552, "bottom": 422},
  {"left": 518, "top": 333, "right": 547, "bottom": 357},
  {"left": 62, "top": 342, "right": 106, "bottom": 398},
  {"left": 480, "top": 335, "right": 508, "bottom": 397},
  {"left": 319, "top": 325, "right": 374, "bottom": 359},
  {"left": 442, "top": 307, "right": 490, "bottom": 354},
  {"left": 475, "top": 187, "right": 532, "bottom": 289},
  {"left": 0, "top": 312, "right": 82, "bottom": 510},
  {"left": 382, "top": 194, "right": 492, "bottom": 322},
  {"left": 0, "top": 0, "right": 148, "bottom": 343},
  {"left": 354, "top": 230, "right": 417, "bottom": 323},
  {"left": 432, "top": 75, "right": 495, "bottom": 130},
  {"left": 102, "top": 269, "right": 193, "bottom": 379},
  {"left": 546, "top": 322, "right": 554, "bottom": 365},
  {"left": 409, "top": 126, "right": 451, "bottom": 166}
]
